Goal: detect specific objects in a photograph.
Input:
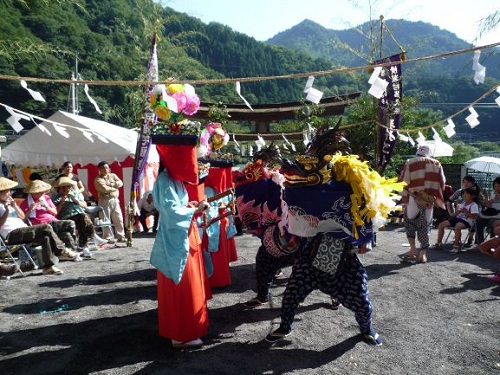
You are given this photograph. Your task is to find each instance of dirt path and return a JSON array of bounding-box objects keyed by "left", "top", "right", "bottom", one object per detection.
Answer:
[{"left": 1, "top": 227, "right": 499, "bottom": 374}]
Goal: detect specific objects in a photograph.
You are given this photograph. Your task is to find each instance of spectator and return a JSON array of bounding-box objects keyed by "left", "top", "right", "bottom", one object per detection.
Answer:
[
  {"left": 137, "top": 192, "right": 158, "bottom": 234},
  {"left": 20, "top": 180, "right": 80, "bottom": 255},
  {"left": 447, "top": 175, "right": 485, "bottom": 247},
  {"left": 94, "top": 161, "right": 125, "bottom": 242},
  {"left": 475, "top": 177, "right": 500, "bottom": 246},
  {"left": 434, "top": 184, "right": 453, "bottom": 226},
  {"left": 0, "top": 177, "right": 75, "bottom": 275},
  {"left": 399, "top": 144, "right": 446, "bottom": 263},
  {"left": 56, "top": 161, "right": 85, "bottom": 194},
  {"left": 478, "top": 235, "right": 500, "bottom": 284},
  {"left": 432, "top": 187, "right": 480, "bottom": 253},
  {"left": 53, "top": 177, "right": 104, "bottom": 258}
]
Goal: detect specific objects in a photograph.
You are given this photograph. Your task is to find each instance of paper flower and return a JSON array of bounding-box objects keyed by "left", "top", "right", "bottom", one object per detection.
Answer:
[
  {"left": 150, "top": 83, "right": 201, "bottom": 136},
  {"left": 200, "top": 122, "right": 230, "bottom": 153}
]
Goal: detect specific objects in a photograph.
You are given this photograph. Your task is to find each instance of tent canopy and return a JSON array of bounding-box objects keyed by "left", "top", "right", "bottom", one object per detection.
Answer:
[{"left": 1, "top": 111, "right": 142, "bottom": 167}]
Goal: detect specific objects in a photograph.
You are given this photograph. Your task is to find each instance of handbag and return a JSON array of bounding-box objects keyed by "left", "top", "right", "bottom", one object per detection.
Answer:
[
  {"left": 480, "top": 207, "right": 499, "bottom": 217},
  {"left": 412, "top": 190, "right": 436, "bottom": 209}
]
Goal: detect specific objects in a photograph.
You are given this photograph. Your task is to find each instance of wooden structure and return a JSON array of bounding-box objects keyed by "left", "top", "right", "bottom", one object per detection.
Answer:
[{"left": 194, "top": 93, "right": 361, "bottom": 140}]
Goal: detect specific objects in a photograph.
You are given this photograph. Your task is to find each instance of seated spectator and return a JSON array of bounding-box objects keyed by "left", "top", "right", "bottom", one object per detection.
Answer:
[
  {"left": 137, "top": 192, "right": 158, "bottom": 234},
  {"left": 432, "top": 187, "right": 479, "bottom": 253},
  {"left": 53, "top": 177, "right": 106, "bottom": 258},
  {"left": 0, "top": 177, "right": 76, "bottom": 275},
  {"left": 475, "top": 177, "right": 500, "bottom": 246},
  {"left": 478, "top": 235, "right": 500, "bottom": 284},
  {"left": 20, "top": 180, "right": 79, "bottom": 254},
  {"left": 434, "top": 184, "right": 453, "bottom": 226},
  {"left": 447, "top": 176, "right": 485, "bottom": 247}
]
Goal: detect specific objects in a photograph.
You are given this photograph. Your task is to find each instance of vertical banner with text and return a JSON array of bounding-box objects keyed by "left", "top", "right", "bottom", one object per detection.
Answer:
[
  {"left": 131, "top": 34, "right": 159, "bottom": 193},
  {"left": 376, "top": 53, "right": 403, "bottom": 173}
]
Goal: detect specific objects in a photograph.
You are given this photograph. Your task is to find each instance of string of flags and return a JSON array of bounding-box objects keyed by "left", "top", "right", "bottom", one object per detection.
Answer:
[
  {"left": 4, "top": 47, "right": 499, "bottom": 159},
  {"left": 0, "top": 103, "right": 109, "bottom": 144}
]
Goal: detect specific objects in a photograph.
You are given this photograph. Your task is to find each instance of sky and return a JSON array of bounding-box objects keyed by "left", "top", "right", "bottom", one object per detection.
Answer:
[{"left": 163, "top": 0, "right": 499, "bottom": 46}]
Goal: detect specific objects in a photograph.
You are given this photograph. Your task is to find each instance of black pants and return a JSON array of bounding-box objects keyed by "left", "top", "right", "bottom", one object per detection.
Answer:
[
  {"left": 279, "top": 240, "right": 374, "bottom": 335},
  {"left": 139, "top": 209, "right": 159, "bottom": 232},
  {"left": 50, "top": 220, "right": 77, "bottom": 250}
]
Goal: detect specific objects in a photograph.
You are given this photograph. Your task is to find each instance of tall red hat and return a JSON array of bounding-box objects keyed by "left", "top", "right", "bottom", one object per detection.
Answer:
[{"left": 153, "top": 135, "right": 199, "bottom": 185}]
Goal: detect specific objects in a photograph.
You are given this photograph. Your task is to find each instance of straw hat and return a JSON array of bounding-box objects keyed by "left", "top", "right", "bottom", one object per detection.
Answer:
[
  {"left": 0, "top": 177, "right": 19, "bottom": 192},
  {"left": 24, "top": 180, "right": 52, "bottom": 194},
  {"left": 55, "top": 176, "right": 75, "bottom": 187}
]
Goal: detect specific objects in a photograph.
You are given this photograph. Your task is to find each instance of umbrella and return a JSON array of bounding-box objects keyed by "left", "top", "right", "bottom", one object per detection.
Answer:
[
  {"left": 424, "top": 140, "right": 454, "bottom": 157},
  {"left": 464, "top": 156, "right": 500, "bottom": 174}
]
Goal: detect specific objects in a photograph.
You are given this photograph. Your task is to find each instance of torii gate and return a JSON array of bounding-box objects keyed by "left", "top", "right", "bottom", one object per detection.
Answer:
[{"left": 193, "top": 92, "right": 361, "bottom": 140}]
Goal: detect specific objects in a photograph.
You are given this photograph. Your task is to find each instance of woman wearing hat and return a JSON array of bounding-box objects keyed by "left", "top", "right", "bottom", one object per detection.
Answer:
[
  {"left": 0, "top": 177, "right": 68, "bottom": 275},
  {"left": 20, "top": 180, "right": 80, "bottom": 259},
  {"left": 53, "top": 176, "right": 101, "bottom": 258}
]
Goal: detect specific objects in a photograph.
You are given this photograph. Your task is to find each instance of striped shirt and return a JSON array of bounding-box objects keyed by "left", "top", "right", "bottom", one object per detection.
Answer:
[{"left": 400, "top": 156, "right": 446, "bottom": 209}]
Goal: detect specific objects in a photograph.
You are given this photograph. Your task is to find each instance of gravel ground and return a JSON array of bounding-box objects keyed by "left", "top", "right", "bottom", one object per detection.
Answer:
[{"left": 1, "top": 226, "right": 499, "bottom": 375}]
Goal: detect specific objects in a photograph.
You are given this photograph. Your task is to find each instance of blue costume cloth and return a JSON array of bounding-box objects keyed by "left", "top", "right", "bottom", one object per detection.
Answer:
[{"left": 150, "top": 170, "right": 196, "bottom": 284}]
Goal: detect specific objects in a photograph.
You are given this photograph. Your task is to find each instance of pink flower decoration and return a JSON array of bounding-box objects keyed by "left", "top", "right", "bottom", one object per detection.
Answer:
[
  {"left": 171, "top": 92, "right": 187, "bottom": 114},
  {"left": 183, "top": 94, "right": 200, "bottom": 116}
]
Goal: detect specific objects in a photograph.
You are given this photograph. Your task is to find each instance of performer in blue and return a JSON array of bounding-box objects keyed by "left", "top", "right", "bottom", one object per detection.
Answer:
[{"left": 264, "top": 128, "right": 404, "bottom": 346}]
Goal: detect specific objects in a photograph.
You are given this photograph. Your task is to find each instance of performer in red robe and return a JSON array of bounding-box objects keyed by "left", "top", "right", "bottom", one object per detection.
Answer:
[
  {"left": 150, "top": 140, "right": 210, "bottom": 348},
  {"left": 203, "top": 165, "right": 238, "bottom": 287}
]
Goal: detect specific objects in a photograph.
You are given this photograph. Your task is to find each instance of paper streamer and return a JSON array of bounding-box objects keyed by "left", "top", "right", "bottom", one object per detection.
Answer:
[
  {"left": 20, "top": 80, "right": 45, "bottom": 102},
  {"left": 84, "top": 84, "right": 102, "bottom": 114},
  {"left": 235, "top": 82, "right": 253, "bottom": 111}
]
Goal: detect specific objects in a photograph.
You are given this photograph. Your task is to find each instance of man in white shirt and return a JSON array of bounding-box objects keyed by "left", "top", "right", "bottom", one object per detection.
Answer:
[{"left": 137, "top": 192, "right": 159, "bottom": 233}]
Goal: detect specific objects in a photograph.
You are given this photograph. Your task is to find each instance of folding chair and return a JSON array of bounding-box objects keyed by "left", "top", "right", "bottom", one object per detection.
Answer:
[
  {"left": 443, "top": 225, "right": 474, "bottom": 250},
  {"left": 0, "top": 236, "right": 39, "bottom": 278},
  {"left": 84, "top": 206, "right": 115, "bottom": 248}
]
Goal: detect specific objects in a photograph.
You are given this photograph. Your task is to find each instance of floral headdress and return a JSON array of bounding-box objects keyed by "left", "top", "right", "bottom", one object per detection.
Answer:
[
  {"left": 197, "top": 102, "right": 233, "bottom": 165},
  {"left": 150, "top": 83, "right": 201, "bottom": 136}
]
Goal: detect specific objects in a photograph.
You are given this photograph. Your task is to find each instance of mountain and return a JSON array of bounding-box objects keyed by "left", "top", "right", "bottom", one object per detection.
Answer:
[
  {"left": 267, "top": 19, "right": 500, "bottom": 134},
  {"left": 268, "top": 19, "right": 500, "bottom": 79}
]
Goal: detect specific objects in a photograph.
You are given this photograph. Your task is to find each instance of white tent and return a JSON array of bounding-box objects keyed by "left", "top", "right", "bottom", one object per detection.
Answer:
[
  {"left": 2, "top": 111, "right": 144, "bottom": 167},
  {"left": 1, "top": 111, "right": 159, "bottom": 214}
]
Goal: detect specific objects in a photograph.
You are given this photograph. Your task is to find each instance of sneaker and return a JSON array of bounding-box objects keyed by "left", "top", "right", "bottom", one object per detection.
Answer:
[
  {"left": 171, "top": 338, "right": 203, "bottom": 348},
  {"left": 487, "top": 274, "right": 500, "bottom": 284},
  {"left": 106, "top": 238, "right": 117, "bottom": 244},
  {"left": 265, "top": 327, "right": 292, "bottom": 343},
  {"left": 81, "top": 247, "right": 92, "bottom": 259},
  {"left": 362, "top": 330, "right": 383, "bottom": 346},
  {"left": 116, "top": 237, "right": 127, "bottom": 243},
  {"left": 450, "top": 245, "right": 461, "bottom": 254},
  {"left": 42, "top": 266, "right": 64, "bottom": 275},
  {"left": 243, "top": 297, "right": 268, "bottom": 308},
  {"left": 94, "top": 237, "right": 108, "bottom": 247},
  {"left": 59, "top": 249, "right": 80, "bottom": 261},
  {"left": 0, "top": 263, "right": 19, "bottom": 277}
]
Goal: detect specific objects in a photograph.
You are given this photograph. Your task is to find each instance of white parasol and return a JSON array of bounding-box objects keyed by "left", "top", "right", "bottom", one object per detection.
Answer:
[{"left": 464, "top": 156, "right": 500, "bottom": 175}]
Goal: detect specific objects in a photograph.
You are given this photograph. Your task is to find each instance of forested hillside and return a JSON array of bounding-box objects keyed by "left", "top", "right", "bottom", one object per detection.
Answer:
[{"left": 0, "top": 0, "right": 498, "bottom": 134}]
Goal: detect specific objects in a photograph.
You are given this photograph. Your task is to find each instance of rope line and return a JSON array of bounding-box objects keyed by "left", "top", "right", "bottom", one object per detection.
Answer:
[{"left": 0, "top": 42, "right": 499, "bottom": 87}]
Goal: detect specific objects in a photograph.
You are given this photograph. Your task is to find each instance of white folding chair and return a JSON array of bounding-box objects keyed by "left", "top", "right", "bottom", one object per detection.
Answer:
[
  {"left": 0, "top": 236, "right": 39, "bottom": 278},
  {"left": 84, "top": 206, "right": 115, "bottom": 248}
]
